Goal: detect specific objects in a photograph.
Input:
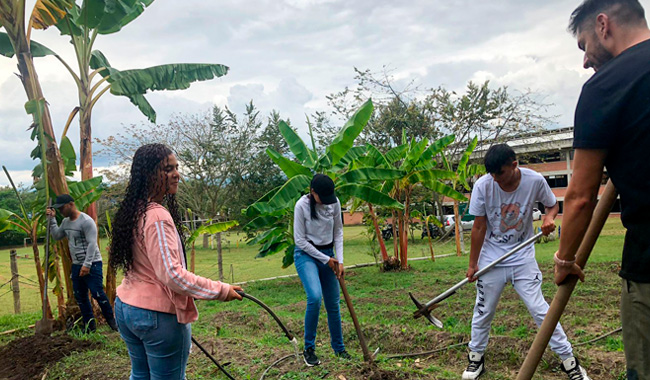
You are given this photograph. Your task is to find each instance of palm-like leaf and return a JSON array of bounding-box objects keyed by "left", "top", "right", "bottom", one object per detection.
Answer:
[
  {"left": 266, "top": 148, "right": 312, "bottom": 178},
  {"left": 327, "top": 99, "right": 373, "bottom": 166},
  {"left": 30, "top": 0, "right": 75, "bottom": 30},
  {"left": 0, "top": 32, "right": 55, "bottom": 58},
  {"left": 79, "top": 0, "right": 154, "bottom": 34},
  {"left": 339, "top": 168, "right": 405, "bottom": 184},
  {"left": 186, "top": 220, "right": 238, "bottom": 245},
  {"left": 278, "top": 121, "right": 315, "bottom": 166},
  {"left": 421, "top": 180, "right": 467, "bottom": 202},
  {"left": 336, "top": 184, "right": 404, "bottom": 209}
]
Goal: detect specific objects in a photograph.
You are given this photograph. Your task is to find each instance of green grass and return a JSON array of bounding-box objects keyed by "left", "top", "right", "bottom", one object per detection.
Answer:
[{"left": 1, "top": 218, "right": 628, "bottom": 379}]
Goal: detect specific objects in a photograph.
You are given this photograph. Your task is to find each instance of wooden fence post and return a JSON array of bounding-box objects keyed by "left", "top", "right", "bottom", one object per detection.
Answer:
[{"left": 10, "top": 249, "right": 21, "bottom": 314}]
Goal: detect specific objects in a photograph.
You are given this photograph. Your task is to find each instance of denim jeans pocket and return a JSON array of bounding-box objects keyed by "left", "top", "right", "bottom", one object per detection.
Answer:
[{"left": 127, "top": 305, "right": 158, "bottom": 332}]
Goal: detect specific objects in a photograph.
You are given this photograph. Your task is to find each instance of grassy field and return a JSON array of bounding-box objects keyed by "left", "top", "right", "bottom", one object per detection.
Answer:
[{"left": 0, "top": 218, "right": 628, "bottom": 379}]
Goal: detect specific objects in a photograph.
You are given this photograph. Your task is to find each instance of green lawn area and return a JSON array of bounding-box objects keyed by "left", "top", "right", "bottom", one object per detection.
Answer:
[{"left": 0, "top": 218, "right": 628, "bottom": 379}]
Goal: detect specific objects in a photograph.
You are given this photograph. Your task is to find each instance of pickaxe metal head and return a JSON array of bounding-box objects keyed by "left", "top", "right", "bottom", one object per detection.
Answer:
[{"left": 409, "top": 292, "right": 444, "bottom": 328}]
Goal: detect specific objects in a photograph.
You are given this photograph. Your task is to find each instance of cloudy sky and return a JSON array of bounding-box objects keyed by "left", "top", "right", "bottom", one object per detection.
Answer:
[{"left": 2, "top": 0, "right": 648, "bottom": 186}]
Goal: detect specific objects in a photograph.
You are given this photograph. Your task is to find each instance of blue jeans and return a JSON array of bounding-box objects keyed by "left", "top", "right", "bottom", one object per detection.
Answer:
[
  {"left": 70, "top": 262, "right": 114, "bottom": 331},
  {"left": 115, "top": 298, "right": 191, "bottom": 380},
  {"left": 294, "top": 247, "right": 345, "bottom": 353}
]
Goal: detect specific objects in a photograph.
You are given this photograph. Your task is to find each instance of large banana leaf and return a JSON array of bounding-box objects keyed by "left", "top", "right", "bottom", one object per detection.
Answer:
[
  {"left": 59, "top": 136, "right": 76, "bottom": 175},
  {"left": 68, "top": 176, "right": 103, "bottom": 210},
  {"left": 458, "top": 136, "right": 478, "bottom": 177},
  {"left": 0, "top": 32, "right": 56, "bottom": 58},
  {"left": 266, "top": 148, "right": 312, "bottom": 178},
  {"left": 89, "top": 50, "right": 157, "bottom": 121},
  {"left": 332, "top": 145, "right": 368, "bottom": 171},
  {"left": 278, "top": 121, "right": 315, "bottom": 166},
  {"left": 422, "top": 134, "right": 455, "bottom": 161},
  {"left": 326, "top": 99, "right": 373, "bottom": 167},
  {"left": 78, "top": 0, "right": 154, "bottom": 34},
  {"left": 400, "top": 138, "right": 429, "bottom": 172},
  {"left": 244, "top": 215, "right": 282, "bottom": 231},
  {"left": 406, "top": 169, "right": 456, "bottom": 185},
  {"left": 282, "top": 244, "right": 296, "bottom": 268},
  {"left": 421, "top": 180, "right": 467, "bottom": 202},
  {"left": 186, "top": 220, "right": 238, "bottom": 245},
  {"left": 339, "top": 168, "right": 405, "bottom": 184},
  {"left": 30, "top": 0, "right": 75, "bottom": 30},
  {"left": 366, "top": 144, "right": 389, "bottom": 167},
  {"left": 386, "top": 143, "right": 408, "bottom": 164},
  {"left": 336, "top": 184, "right": 403, "bottom": 209},
  {"left": 0, "top": 209, "right": 16, "bottom": 233},
  {"left": 265, "top": 174, "right": 310, "bottom": 210},
  {"left": 109, "top": 63, "right": 229, "bottom": 97},
  {"left": 246, "top": 175, "right": 310, "bottom": 218},
  {"left": 247, "top": 227, "right": 283, "bottom": 246}
]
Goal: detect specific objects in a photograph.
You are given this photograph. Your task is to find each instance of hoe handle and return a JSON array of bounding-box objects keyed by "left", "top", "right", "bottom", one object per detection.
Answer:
[
  {"left": 419, "top": 231, "right": 543, "bottom": 313},
  {"left": 516, "top": 180, "right": 617, "bottom": 380},
  {"left": 339, "top": 276, "right": 372, "bottom": 363}
]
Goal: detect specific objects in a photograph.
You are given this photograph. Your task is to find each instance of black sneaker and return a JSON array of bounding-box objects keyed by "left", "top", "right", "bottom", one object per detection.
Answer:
[
  {"left": 462, "top": 351, "right": 485, "bottom": 380},
  {"left": 560, "top": 357, "right": 591, "bottom": 380},
  {"left": 303, "top": 347, "right": 321, "bottom": 367},
  {"left": 335, "top": 350, "right": 352, "bottom": 360}
]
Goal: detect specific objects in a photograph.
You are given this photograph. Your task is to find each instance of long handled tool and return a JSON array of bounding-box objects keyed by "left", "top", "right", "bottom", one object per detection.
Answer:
[
  {"left": 410, "top": 231, "right": 544, "bottom": 328},
  {"left": 516, "top": 181, "right": 617, "bottom": 380},
  {"left": 35, "top": 201, "right": 54, "bottom": 335},
  {"left": 338, "top": 275, "right": 372, "bottom": 362}
]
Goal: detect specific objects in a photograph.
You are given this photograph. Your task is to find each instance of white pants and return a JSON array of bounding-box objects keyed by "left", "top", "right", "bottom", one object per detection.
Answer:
[{"left": 468, "top": 259, "right": 573, "bottom": 359}]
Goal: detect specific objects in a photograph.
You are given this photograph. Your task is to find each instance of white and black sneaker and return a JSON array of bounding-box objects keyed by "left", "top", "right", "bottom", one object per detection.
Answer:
[
  {"left": 560, "top": 357, "right": 591, "bottom": 380},
  {"left": 462, "top": 351, "right": 485, "bottom": 379},
  {"left": 303, "top": 347, "right": 321, "bottom": 367}
]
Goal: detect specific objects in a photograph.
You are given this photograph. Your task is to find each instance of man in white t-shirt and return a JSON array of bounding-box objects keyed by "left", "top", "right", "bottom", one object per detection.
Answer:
[{"left": 461, "top": 144, "right": 590, "bottom": 380}]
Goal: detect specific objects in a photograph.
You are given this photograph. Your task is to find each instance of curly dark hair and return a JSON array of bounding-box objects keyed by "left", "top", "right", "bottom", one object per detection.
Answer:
[{"left": 109, "top": 144, "right": 185, "bottom": 274}]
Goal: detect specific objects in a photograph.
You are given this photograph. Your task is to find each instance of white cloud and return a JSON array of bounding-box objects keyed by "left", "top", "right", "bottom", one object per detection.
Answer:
[{"left": 2, "top": 0, "right": 649, "bottom": 176}]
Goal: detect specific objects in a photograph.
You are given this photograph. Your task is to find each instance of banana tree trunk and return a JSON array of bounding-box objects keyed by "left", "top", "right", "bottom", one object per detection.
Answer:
[
  {"left": 56, "top": 240, "right": 74, "bottom": 302},
  {"left": 78, "top": 79, "right": 97, "bottom": 221},
  {"left": 400, "top": 190, "right": 411, "bottom": 269},
  {"left": 367, "top": 203, "right": 389, "bottom": 262},
  {"left": 425, "top": 218, "right": 435, "bottom": 261},
  {"left": 391, "top": 210, "right": 398, "bottom": 259},
  {"left": 53, "top": 253, "right": 66, "bottom": 322},
  {"left": 30, "top": 230, "right": 52, "bottom": 319},
  {"left": 453, "top": 200, "right": 461, "bottom": 256}
]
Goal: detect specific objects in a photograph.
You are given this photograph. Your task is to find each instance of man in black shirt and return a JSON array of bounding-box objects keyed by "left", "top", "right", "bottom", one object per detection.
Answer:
[{"left": 556, "top": 1, "right": 650, "bottom": 379}]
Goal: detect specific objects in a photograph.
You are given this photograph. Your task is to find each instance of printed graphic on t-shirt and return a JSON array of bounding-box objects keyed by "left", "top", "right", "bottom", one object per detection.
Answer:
[
  {"left": 486, "top": 203, "right": 529, "bottom": 245},
  {"left": 499, "top": 202, "right": 525, "bottom": 233},
  {"left": 65, "top": 228, "right": 88, "bottom": 262}
]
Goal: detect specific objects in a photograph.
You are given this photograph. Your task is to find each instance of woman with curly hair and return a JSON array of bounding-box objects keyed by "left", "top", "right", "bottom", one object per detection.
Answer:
[{"left": 110, "top": 143, "right": 242, "bottom": 380}]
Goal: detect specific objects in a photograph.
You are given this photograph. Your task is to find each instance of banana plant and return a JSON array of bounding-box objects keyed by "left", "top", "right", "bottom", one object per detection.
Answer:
[
  {"left": 1, "top": 0, "right": 230, "bottom": 220},
  {"left": 380, "top": 132, "right": 468, "bottom": 269},
  {"left": 440, "top": 136, "right": 485, "bottom": 256},
  {"left": 244, "top": 99, "right": 407, "bottom": 268}
]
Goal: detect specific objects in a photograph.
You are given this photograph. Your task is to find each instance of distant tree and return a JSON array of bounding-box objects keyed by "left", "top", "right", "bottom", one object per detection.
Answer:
[{"left": 96, "top": 102, "right": 290, "bottom": 223}]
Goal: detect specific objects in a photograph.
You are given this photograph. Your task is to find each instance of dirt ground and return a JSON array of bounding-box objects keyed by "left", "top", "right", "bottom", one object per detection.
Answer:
[{"left": 0, "top": 334, "right": 98, "bottom": 380}]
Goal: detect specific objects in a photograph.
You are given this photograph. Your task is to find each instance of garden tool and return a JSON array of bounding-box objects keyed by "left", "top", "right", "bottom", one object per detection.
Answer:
[
  {"left": 338, "top": 275, "right": 373, "bottom": 362},
  {"left": 516, "top": 181, "right": 617, "bottom": 380},
  {"left": 411, "top": 231, "right": 544, "bottom": 328},
  {"left": 35, "top": 201, "right": 54, "bottom": 335}
]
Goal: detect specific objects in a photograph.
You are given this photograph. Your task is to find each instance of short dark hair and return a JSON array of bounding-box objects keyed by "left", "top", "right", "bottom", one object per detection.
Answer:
[
  {"left": 569, "top": 0, "right": 646, "bottom": 36},
  {"left": 484, "top": 144, "right": 516, "bottom": 174}
]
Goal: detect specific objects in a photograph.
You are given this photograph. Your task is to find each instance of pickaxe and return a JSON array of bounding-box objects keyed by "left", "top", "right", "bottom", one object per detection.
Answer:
[{"left": 410, "top": 231, "right": 544, "bottom": 327}]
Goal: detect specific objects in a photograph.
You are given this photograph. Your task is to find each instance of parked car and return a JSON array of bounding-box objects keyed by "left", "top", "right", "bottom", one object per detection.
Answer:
[
  {"left": 532, "top": 208, "right": 542, "bottom": 221},
  {"left": 442, "top": 215, "right": 474, "bottom": 232}
]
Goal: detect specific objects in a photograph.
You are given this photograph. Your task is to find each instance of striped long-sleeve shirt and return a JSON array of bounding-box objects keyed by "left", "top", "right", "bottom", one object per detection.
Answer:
[{"left": 116, "top": 203, "right": 232, "bottom": 323}]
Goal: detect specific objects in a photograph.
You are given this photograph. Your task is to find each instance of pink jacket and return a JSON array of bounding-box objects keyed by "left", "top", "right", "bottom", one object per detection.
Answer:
[{"left": 116, "top": 203, "right": 231, "bottom": 323}]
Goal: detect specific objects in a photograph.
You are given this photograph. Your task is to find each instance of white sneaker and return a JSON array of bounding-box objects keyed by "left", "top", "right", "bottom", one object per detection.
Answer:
[
  {"left": 462, "top": 351, "right": 485, "bottom": 379},
  {"left": 560, "top": 357, "right": 591, "bottom": 380}
]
